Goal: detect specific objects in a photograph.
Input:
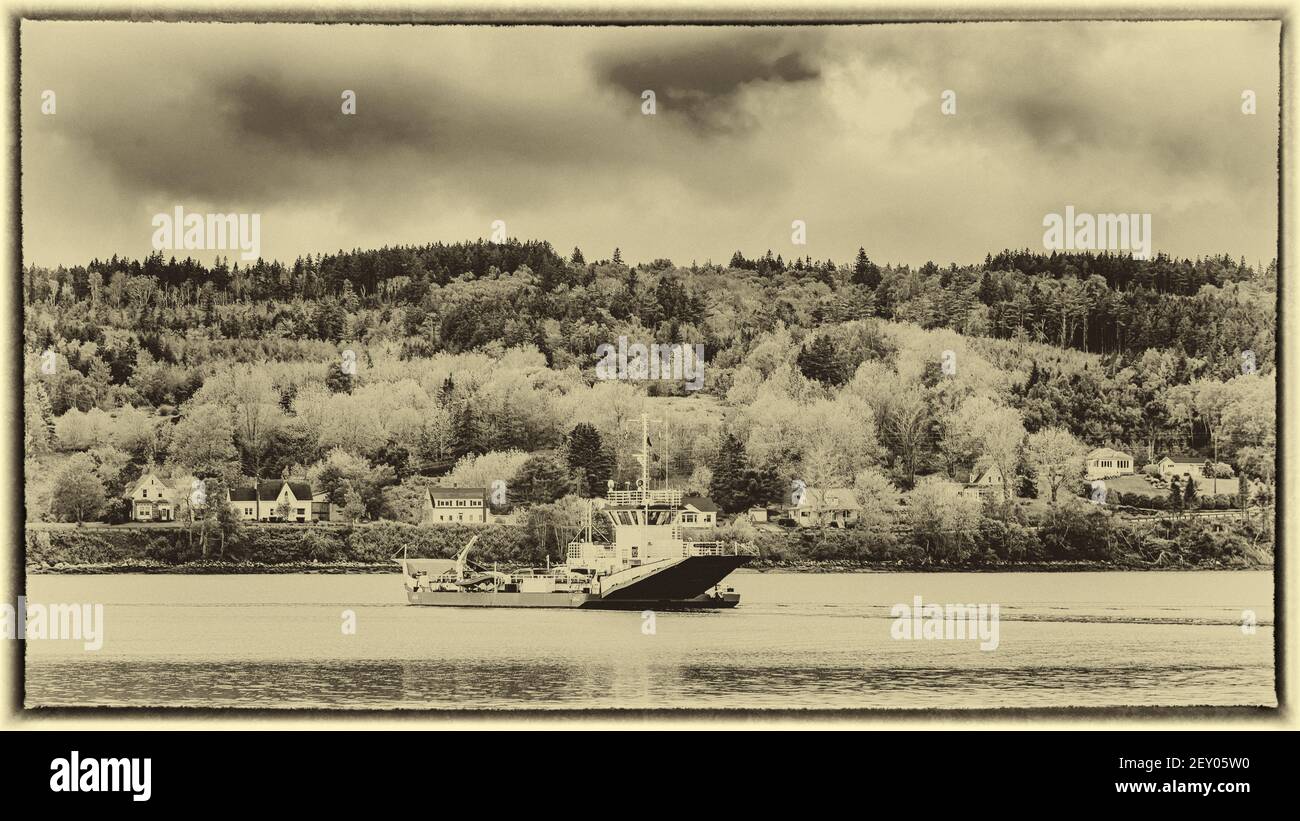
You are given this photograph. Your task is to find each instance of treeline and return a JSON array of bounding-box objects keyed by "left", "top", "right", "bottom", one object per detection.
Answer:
[
  {"left": 25, "top": 242, "right": 1275, "bottom": 371},
  {"left": 25, "top": 521, "right": 554, "bottom": 568},
  {"left": 739, "top": 508, "right": 1271, "bottom": 569},
  {"left": 26, "top": 504, "right": 1273, "bottom": 571}
]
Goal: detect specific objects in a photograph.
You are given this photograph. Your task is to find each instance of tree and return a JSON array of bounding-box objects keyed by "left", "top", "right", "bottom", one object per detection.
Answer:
[
  {"left": 51, "top": 454, "right": 107, "bottom": 524},
  {"left": 1015, "top": 447, "right": 1039, "bottom": 499},
  {"left": 795, "top": 335, "right": 845, "bottom": 386},
  {"left": 308, "top": 448, "right": 395, "bottom": 520},
  {"left": 881, "top": 387, "right": 930, "bottom": 489},
  {"left": 906, "top": 476, "right": 983, "bottom": 564},
  {"left": 1169, "top": 478, "right": 1184, "bottom": 511},
  {"left": 937, "top": 395, "right": 993, "bottom": 479},
  {"left": 708, "top": 431, "right": 779, "bottom": 513},
  {"left": 511, "top": 452, "right": 574, "bottom": 505},
  {"left": 196, "top": 477, "right": 239, "bottom": 558},
  {"left": 973, "top": 406, "right": 1026, "bottom": 502},
  {"left": 852, "top": 247, "right": 881, "bottom": 288},
  {"left": 1026, "top": 427, "right": 1087, "bottom": 503},
  {"left": 342, "top": 485, "right": 366, "bottom": 523},
  {"left": 566, "top": 423, "right": 613, "bottom": 497},
  {"left": 23, "top": 380, "right": 55, "bottom": 455},
  {"left": 171, "top": 403, "right": 239, "bottom": 479},
  {"left": 451, "top": 399, "right": 481, "bottom": 458},
  {"left": 1183, "top": 475, "right": 1198, "bottom": 507},
  {"left": 325, "top": 362, "right": 354, "bottom": 394},
  {"left": 223, "top": 368, "right": 283, "bottom": 480},
  {"left": 853, "top": 467, "right": 900, "bottom": 525}
]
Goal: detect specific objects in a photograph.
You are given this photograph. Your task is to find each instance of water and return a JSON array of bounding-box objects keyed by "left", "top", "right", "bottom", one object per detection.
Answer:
[{"left": 23, "top": 571, "right": 1274, "bottom": 709}]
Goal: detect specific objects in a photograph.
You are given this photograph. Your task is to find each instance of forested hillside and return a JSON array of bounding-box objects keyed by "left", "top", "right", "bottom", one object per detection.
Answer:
[{"left": 22, "top": 240, "right": 1276, "bottom": 567}]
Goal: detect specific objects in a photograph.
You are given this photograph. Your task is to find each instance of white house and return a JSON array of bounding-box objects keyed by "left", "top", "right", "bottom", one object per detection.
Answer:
[
  {"left": 1156, "top": 456, "right": 1239, "bottom": 496},
  {"left": 1155, "top": 455, "right": 1205, "bottom": 481},
  {"left": 228, "top": 481, "right": 314, "bottom": 523},
  {"left": 1086, "top": 447, "right": 1135, "bottom": 480},
  {"left": 421, "top": 487, "right": 491, "bottom": 525},
  {"left": 126, "top": 473, "right": 179, "bottom": 522},
  {"left": 959, "top": 464, "right": 1005, "bottom": 501},
  {"left": 680, "top": 496, "right": 719, "bottom": 527},
  {"left": 788, "top": 488, "right": 861, "bottom": 528}
]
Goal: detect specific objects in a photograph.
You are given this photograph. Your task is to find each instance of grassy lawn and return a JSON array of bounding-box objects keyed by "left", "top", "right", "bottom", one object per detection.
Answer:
[{"left": 1100, "top": 474, "right": 1166, "bottom": 498}]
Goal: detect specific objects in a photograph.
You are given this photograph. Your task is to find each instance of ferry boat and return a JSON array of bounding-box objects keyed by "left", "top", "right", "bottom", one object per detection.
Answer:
[{"left": 398, "top": 414, "right": 752, "bottom": 609}]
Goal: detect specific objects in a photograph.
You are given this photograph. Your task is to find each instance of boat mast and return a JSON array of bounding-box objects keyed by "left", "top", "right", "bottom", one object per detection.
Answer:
[{"left": 640, "top": 412, "right": 650, "bottom": 522}]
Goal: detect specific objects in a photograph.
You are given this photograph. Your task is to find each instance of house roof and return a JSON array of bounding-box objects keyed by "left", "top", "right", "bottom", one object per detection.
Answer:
[
  {"left": 428, "top": 487, "right": 488, "bottom": 500},
  {"left": 682, "top": 495, "right": 719, "bottom": 513},
  {"left": 229, "top": 481, "right": 313, "bottom": 502},
  {"left": 1087, "top": 447, "right": 1132, "bottom": 461},
  {"left": 1159, "top": 455, "right": 1205, "bottom": 464},
  {"left": 796, "top": 488, "right": 862, "bottom": 511},
  {"left": 127, "top": 473, "right": 163, "bottom": 497},
  {"left": 127, "top": 473, "right": 191, "bottom": 499},
  {"left": 965, "top": 464, "right": 1003, "bottom": 485}
]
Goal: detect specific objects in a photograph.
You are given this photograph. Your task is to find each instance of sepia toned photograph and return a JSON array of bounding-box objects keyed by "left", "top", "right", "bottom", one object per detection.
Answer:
[{"left": 15, "top": 17, "right": 1278, "bottom": 713}]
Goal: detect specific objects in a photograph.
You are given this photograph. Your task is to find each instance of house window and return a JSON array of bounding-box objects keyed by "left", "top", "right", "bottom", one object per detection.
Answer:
[
  {"left": 245, "top": 507, "right": 253, "bottom": 516},
  {"left": 142, "top": 489, "right": 148, "bottom": 498},
  {"left": 681, "top": 513, "right": 697, "bottom": 523}
]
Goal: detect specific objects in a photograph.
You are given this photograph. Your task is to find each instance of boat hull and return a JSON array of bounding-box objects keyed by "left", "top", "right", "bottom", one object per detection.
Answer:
[
  {"left": 404, "top": 554, "right": 751, "bottom": 609},
  {"left": 404, "top": 590, "right": 741, "bottom": 609}
]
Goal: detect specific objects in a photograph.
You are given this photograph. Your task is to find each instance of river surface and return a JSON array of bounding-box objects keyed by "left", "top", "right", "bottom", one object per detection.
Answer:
[{"left": 23, "top": 570, "right": 1274, "bottom": 710}]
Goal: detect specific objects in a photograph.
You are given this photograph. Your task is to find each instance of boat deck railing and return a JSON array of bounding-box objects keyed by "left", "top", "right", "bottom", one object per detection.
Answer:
[{"left": 606, "top": 489, "right": 682, "bottom": 507}]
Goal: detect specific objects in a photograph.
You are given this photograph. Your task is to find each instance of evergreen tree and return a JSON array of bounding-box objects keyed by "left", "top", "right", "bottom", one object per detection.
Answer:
[
  {"left": 566, "top": 423, "right": 613, "bottom": 497},
  {"left": 512, "top": 452, "right": 574, "bottom": 505},
  {"left": 452, "top": 400, "right": 480, "bottom": 458},
  {"left": 796, "top": 335, "right": 846, "bottom": 386},
  {"left": 1015, "top": 448, "right": 1039, "bottom": 499},
  {"left": 978, "top": 271, "right": 999, "bottom": 305},
  {"left": 852, "top": 247, "right": 881, "bottom": 288},
  {"left": 325, "top": 361, "right": 353, "bottom": 394},
  {"left": 1169, "top": 478, "right": 1184, "bottom": 510},
  {"left": 570, "top": 247, "right": 585, "bottom": 265},
  {"left": 1183, "top": 475, "right": 1198, "bottom": 507},
  {"left": 707, "top": 432, "right": 779, "bottom": 513}
]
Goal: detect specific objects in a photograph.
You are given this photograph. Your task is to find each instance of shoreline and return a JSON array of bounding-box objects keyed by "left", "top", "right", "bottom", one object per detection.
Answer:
[{"left": 25, "top": 559, "right": 1273, "bottom": 575}]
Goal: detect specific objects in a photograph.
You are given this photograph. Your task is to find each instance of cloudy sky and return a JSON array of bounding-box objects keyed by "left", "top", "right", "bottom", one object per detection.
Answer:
[{"left": 22, "top": 21, "right": 1279, "bottom": 269}]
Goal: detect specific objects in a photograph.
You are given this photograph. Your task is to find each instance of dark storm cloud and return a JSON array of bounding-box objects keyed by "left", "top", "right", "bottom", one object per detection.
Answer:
[
  {"left": 595, "top": 31, "right": 822, "bottom": 132},
  {"left": 20, "top": 22, "right": 1279, "bottom": 269},
  {"left": 212, "top": 71, "right": 437, "bottom": 155}
]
